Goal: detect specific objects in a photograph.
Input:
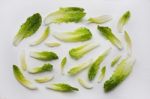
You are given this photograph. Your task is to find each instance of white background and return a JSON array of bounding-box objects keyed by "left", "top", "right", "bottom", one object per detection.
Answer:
[{"left": 0, "top": 0, "right": 150, "bottom": 99}]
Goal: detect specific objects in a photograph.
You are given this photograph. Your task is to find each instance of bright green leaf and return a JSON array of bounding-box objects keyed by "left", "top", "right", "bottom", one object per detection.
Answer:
[
  {"left": 61, "top": 57, "right": 67, "bottom": 75},
  {"left": 28, "top": 63, "right": 53, "bottom": 74},
  {"left": 13, "top": 13, "right": 42, "bottom": 46},
  {"left": 30, "top": 51, "right": 58, "bottom": 61},
  {"left": 98, "top": 66, "right": 106, "bottom": 83},
  {"left": 104, "top": 57, "right": 135, "bottom": 92},
  {"left": 47, "top": 83, "right": 79, "bottom": 92},
  {"left": 97, "top": 26, "right": 122, "bottom": 49},
  {"left": 13, "top": 65, "right": 37, "bottom": 90},
  {"left": 53, "top": 27, "right": 92, "bottom": 42},
  {"left": 44, "top": 7, "right": 86, "bottom": 25},
  {"left": 88, "top": 48, "right": 111, "bottom": 81},
  {"left": 111, "top": 55, "right": 121, "bottom": 67},
  {"left": 69, "top": 42, "right": 99, "bottom": 59}
]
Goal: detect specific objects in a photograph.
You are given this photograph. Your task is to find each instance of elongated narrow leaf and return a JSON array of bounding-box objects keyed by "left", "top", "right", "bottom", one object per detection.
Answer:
[
  {"left": 13, "top": 65, "right": 37, "bottom": 90},
  {"left": 35, "top": 75, "right": 54, "bottom": 83},
  {"left": 111, "top": 55, "right": 121, "bottom": 67},
  {"left": 88, "top": 15, "right": 112, "bottom": 24},
  {"left": 104, "top": 57, "right": 135, "bottom": 92},
  {"left": 124, "top": 31, "right": 132, "bottom": 54},
  {"left": 47, "top": 83, "right": 79, "bottom": 92},
  {"left": 30, "top": 51, "right": 58, "bottom": 61},
  {"left": 69, "top": 42, "right": 99, "bottom": 59},
  {"left": 118, "top": 11, "right": 131, "bottom": 33},
  {"left": 97, "top": 26, "right": 122, "bottom": 49},
  {"left": 30, "top": 27, "right": 50, "bottom": 46},
  {"left": 98, "top": 66, "right": 106, "bottom": 83},
  {"left": 45, "top": 42, "right": 61, "bottom": 47},
  {"left": 28, "top": 63, "right": 53, "bottom": 74},
  {"left": 88, "top": 48, "right": 111, "bottom": 81},
  {"left": 53, "top": 27, "right": 92, "bottom": 42},
  {"left": 20, "top": 50, "right": 27, "bottom": 71},
  {"left": 77, "top": 78, "right": 93, "bottom": 89},
  {"left": 68, "top": 59, "right": 92, "bottom": 76},
  {"left": 44, "top": 7, "right": 86, "bottom": 25},
  {"left": 13, "top": 13, "right": 42, "bottom": 46},
  {"left": 61, "top": 57, "right": 67, "bottom": 75}
]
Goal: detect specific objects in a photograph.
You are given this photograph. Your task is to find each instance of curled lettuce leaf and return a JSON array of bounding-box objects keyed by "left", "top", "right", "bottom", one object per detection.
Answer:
[{"left": 44, "top": 7, "right": 86, "bottom": 25}]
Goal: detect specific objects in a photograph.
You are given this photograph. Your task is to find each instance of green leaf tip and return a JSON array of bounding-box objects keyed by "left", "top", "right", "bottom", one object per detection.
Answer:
[{"left": 13, "top": 13, "right": 42, "bottom": 46}]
